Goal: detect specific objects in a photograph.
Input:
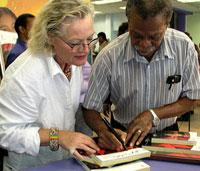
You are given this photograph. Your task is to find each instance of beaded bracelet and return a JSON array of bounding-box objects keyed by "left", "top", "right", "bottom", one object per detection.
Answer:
[{"left": 49, "top": 127, "right": 59, "bottom": 151}]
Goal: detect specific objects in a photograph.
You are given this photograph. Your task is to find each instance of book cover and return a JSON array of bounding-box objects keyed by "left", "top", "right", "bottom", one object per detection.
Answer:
[
  {"left": 148, "top": 150, "right": 200, "bottom": 164},
  {"left": 78, "top": 159, "right": 150, "bottom": 171},
  {"left": 143, "top": 143, "right": 200, "bottom": 155},
  {"left": 151, "top": 131, "right": 197, "bottom": 146},
  {"left": 142, "top": 143, "right": 200, "bottom": 164},
  {"left": 80, "top": 147, "right": 151, "bottom": 168}
]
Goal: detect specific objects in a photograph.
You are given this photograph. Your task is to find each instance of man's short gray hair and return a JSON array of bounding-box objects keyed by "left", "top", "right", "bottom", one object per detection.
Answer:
[{"left": 126, "top": 0, "right": 172, "bottom": 25}]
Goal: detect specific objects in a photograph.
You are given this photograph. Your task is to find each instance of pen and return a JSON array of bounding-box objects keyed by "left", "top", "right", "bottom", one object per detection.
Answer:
[{"left": 102, "top": 117, "right": 127, "bottom": 150}]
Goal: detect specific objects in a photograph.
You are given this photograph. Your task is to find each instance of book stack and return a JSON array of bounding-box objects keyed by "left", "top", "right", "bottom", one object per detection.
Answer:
[
  {"left": 80, "top": 160, "right": 150, "bottom": 171},
  {"left": 142, "top": 131, "right": 200, "bottom": 164},
  {"left": 78, "top": 148, "right": 151, "bottom": 170},
  {"left": 151, "top": 131, "right": 197, "bottom": 145}
]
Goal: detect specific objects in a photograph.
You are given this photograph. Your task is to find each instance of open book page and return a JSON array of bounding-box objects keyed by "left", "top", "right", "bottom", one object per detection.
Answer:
[{"left": 81, "top": 148, "right": 150, "bottom": 167}]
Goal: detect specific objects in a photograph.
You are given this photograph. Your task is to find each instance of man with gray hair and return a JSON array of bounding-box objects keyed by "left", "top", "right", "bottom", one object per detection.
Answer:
[{"left": 83, "top": 0, "right": 200, "bottom": 150}]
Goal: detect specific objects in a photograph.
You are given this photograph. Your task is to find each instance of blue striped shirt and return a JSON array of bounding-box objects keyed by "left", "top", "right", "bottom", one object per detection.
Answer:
[{"left": 83, "top": 28, "right": 200, "bottom": 131}]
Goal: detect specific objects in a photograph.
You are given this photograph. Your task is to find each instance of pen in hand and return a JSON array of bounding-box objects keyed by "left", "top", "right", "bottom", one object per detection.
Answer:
[{"left": 102, "top": 117, "right": 127, "bottom": 150}]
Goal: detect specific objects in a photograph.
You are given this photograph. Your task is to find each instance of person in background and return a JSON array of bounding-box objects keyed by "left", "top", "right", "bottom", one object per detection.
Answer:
[
  {"left": 195, "top": 44, "right": 200, "bottom": 65},
  {"left": 0, "top": 0, "right": 99, "bottom": 170},
  {"left": 184, "top": 32, "right": 200, "bottom": 66},
  {"left": 75, "top": 61, "right": 93, "bottom": 136},
  {"left": 98, "top": 32, "right": 109, "bottom": 52},
  {"left": 82, "top": 0, "right": 200, "bottom": 151},
  {"left": 0, "top": 7, "right": 17, "bottom": 80},
  {"left": 80, "top": 61, "right": 92, "bottom": 103},
  {"left": 6, "top": 14, "right": 35, "bottom": 69},
  {"left": 0, "top": 7, "right": 16, "bottom": 33},
  {"left": 117, "top": 22, "right": 128, "bottom": 37}
]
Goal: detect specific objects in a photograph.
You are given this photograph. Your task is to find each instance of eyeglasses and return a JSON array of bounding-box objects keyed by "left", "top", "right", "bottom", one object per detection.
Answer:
[{"left": 58, "top": 36, "right": 98, "bottom": 52}]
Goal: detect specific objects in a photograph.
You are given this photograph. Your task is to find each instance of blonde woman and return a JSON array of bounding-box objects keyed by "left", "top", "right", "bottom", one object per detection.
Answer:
[{"left": 0, "top": 0, "right": 99, "bottom": 170}]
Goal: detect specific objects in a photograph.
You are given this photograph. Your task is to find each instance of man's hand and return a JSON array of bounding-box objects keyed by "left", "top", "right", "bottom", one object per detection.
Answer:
[
  {"left": 125, "top": 111, "right": 153, "bottom": 146},
  {"left": 97, "top": 128, "right": 127, "bottom": 150},
  {"left": 103, "top": 103, "right": 110, "bottom": 117}
]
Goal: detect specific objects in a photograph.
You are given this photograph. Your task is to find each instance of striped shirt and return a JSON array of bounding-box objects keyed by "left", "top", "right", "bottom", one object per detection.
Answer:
[{"left": 83, "top": 28, "right": 200, "bottom": 131}]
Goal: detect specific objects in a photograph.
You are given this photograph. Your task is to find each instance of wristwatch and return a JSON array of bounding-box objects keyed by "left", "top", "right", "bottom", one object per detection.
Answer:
[{"left": 148, "top": 109, "right": 160, "bottom": 127}]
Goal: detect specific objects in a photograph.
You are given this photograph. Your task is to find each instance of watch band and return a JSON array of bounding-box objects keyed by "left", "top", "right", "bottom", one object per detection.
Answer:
[
  {"left": 49, "top": 127, "right": 59, "bottom": 151},
  {"left": 149, "top": 109, "right": 160, "bottom": 127}
]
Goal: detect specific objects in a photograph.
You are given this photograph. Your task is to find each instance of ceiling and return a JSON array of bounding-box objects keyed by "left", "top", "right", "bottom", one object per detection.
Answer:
[{"left": 91, "top": 0, "right": 200, "bottom": 15}]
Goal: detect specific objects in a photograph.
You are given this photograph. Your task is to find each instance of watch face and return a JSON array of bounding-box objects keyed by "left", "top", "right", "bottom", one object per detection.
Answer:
[
  {"left": 153, "top": 117, "right": 160, "bottom": 127},
  {"left": 149, "top": 109, "right": 160, "bottom": 127}
]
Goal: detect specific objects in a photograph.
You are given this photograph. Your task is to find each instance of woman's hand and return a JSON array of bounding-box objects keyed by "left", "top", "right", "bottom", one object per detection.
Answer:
[{"left": 59, "top": 130, "right": 100, "bottom": 159}]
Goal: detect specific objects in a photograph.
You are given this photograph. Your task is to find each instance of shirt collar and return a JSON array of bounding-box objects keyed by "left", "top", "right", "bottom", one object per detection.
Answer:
[
  {"left": 45, "top": 56, "right": 63, "bottom": 78},
  {"left": 45, "top": 55, "right": 79, "bottom": 79}
]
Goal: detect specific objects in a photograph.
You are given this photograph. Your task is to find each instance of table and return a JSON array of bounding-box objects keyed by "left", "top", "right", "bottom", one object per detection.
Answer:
[
  {"left": 21, "top": 158, "right": 84, "bottom": 171},
  {"left": 22, "top": 157, "right": 200, "bottom": 171},
  {"left": 143, "top": 159, "right": 200, "bottom": 171}
]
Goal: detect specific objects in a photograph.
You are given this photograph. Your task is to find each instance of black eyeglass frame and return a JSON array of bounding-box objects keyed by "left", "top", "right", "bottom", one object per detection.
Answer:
[{"left": 58, "top": 36, "right": 98, "bottom": 51}]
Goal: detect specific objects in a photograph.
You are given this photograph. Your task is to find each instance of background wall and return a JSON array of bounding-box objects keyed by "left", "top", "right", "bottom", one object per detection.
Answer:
[
  {"left": 1, "top": 0, "right": 199, "bottom": 45},
  {"left": 0, "top": 0, "right": 90, "bottom": 16},
  {"left": 94, "top": 11, "right": 200, "bottom": 46},
  {"left": 0, "top": 0, "right": 48, "bottom": 16},
  {"left": 187, "top": 13, "right": 200, "bottom": 45},
  {"left": 94, "top": 13, "right": 127, "bottom": 41}
]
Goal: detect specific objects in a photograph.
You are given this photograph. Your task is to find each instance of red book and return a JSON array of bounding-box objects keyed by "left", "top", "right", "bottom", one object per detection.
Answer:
[
  {"left": 151, "top": 131, "right": 197, "bottom": 146},
  {"left": 142, "top": 134, "right": 200, "bottom": 164}
]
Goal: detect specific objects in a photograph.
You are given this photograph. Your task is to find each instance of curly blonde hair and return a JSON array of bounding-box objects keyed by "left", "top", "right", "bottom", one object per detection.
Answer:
[{"left": 28, "top": 0, "right": 94, "bottom": 56}]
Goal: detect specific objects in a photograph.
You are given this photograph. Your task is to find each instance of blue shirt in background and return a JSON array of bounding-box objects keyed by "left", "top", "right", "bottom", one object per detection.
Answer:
[{"left": 6, "top": 39, "right": 26, "bottom": 69}]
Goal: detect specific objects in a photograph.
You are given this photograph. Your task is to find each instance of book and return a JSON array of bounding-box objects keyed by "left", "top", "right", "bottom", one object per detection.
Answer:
[
  {"left": 143, "top": 143, "right": 200, "bottom": 155},
  {"left": 151, "top": 131, "right": 197, "bottom": 146},
  {"left": 145, "top": 149, "right": 200, "bottom": 164},
  {"left": 79, "top": 160, "right": 150, "bottom": 171},
  {"left": 80, "top": 148, "right": 151, "bottom": 168},
  {"left": 142, "top": 143, "right": 200, "bottom": 164}
]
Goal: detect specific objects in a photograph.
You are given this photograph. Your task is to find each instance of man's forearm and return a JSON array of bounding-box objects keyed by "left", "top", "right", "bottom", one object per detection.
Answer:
[
  {"left": 82, "top": 107, "right": 107, "bottom": 135},
  {"left": 154, "top": 97, "right": 196, "bottom": 119}
]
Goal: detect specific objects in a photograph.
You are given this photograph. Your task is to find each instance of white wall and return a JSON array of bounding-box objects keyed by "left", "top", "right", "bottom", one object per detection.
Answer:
[
  {"left": 94, "top": 12, "right": 127, "bottom": 41},
  {"left": 94, "top": 12, "right": 199, "bottom": 46},
  {"left": 186, "top": 13, "right": 200, "bottom": 45},
  {"left": 94, "top": 15, "right": 111, "bottom": 39}
]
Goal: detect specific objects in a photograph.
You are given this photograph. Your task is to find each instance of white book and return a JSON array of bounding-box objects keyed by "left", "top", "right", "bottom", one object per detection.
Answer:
[
  {"left": 191, "top": 137, "right": 200, "bottom": 151},
  {"left": 91, "top": 160, "right": 150, "bottom": 171},
  {"left": 88, "top": 148, "right": 151, "bottom": 167}
]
